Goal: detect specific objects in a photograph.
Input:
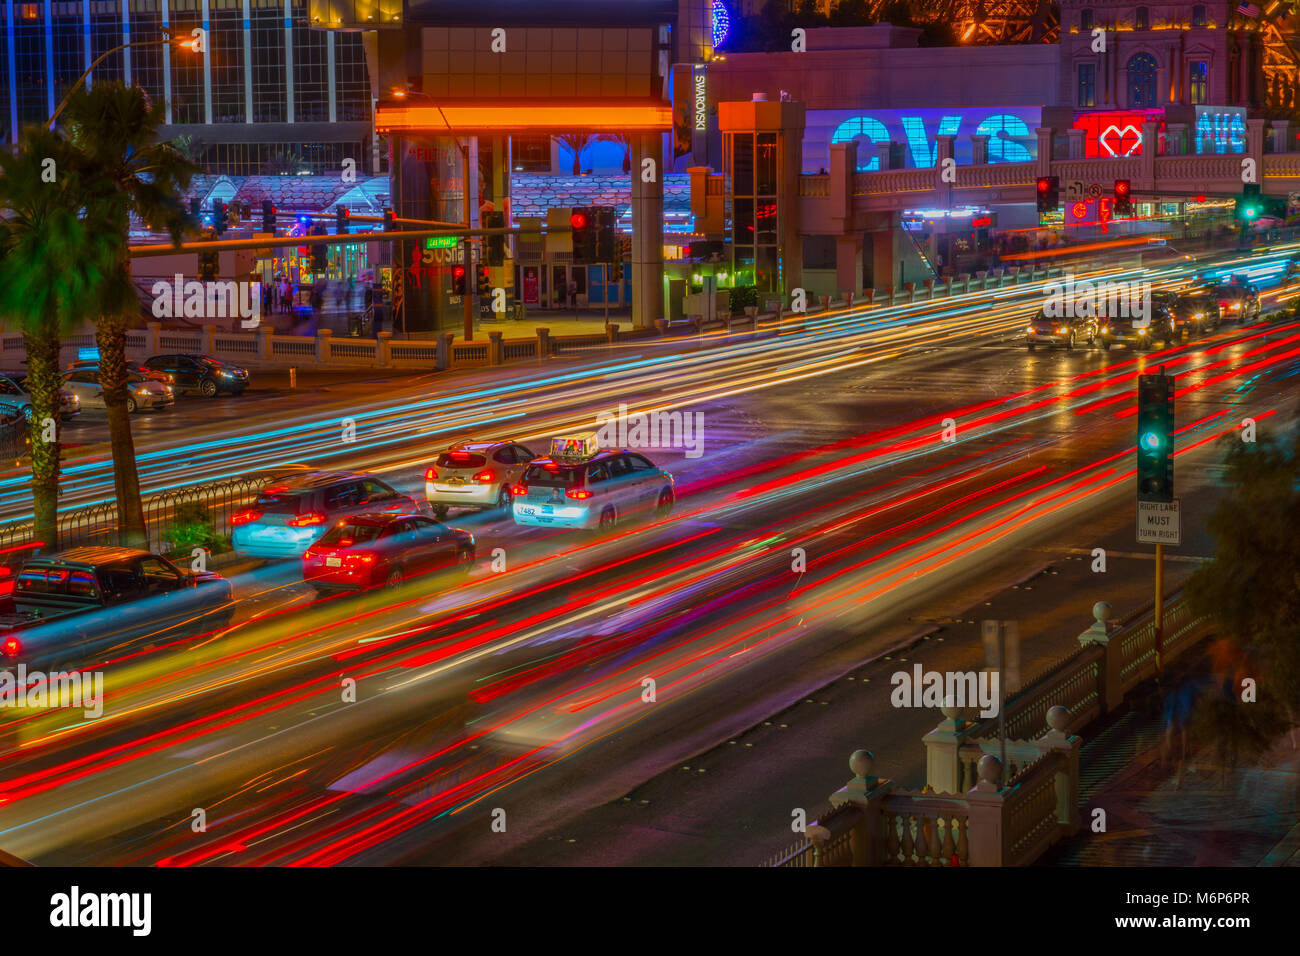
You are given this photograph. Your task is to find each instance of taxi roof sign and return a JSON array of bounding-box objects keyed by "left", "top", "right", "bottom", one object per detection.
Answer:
[{"left": 550, "top": 432, "right": 600, "bottom": 462}]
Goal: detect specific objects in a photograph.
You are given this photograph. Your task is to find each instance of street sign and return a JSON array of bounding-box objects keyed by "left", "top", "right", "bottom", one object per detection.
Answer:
[
  {"left": 981, "top": 620, "right": 1021, "bottom": 692},
  {"left": 1065, "top": 180, "right": 1104, "bottom": 202},
  {"left": 1137, "top": 498, "right": 1181, "bottom": 546}
]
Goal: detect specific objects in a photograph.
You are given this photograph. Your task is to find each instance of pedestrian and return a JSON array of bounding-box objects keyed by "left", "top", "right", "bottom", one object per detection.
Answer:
[{"left": 567, "top": 278, "right": 577, "bottom": 311}]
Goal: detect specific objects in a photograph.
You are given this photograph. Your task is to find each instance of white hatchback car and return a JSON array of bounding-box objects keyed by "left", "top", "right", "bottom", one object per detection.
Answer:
[{"left": 424, "top": 441, "right": 539, "bottom": 518}]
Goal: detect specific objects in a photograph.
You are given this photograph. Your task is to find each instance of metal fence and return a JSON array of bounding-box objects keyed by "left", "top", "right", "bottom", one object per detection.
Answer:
[
  {"left": 0, "top": 407, "right": 27, "bottom": 462},
  {"left": 0, "top": 472, "right": 275, "bottom": 555}
]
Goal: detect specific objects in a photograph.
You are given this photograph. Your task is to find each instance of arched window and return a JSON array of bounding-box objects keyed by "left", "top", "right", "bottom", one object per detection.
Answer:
[
  {"left": 1127, "top": 53, "right": 1158, "bottom": 108},
  {"left": 1192, "top": 5, "right": 1206, "bottom": 28}
]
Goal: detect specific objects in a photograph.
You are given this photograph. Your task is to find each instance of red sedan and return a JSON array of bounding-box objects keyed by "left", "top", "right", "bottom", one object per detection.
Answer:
[{"left": 302, "top": 512, "right": 474, "bottom": 593}]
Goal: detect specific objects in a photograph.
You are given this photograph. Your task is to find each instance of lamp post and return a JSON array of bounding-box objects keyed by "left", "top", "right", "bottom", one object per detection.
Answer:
[{"left": 48, "top": 34, "right": 199, "bottom": 128}]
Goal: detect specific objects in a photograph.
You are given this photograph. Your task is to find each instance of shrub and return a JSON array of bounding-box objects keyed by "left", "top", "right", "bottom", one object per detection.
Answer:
[
  {"left": 165, "top": 500, "right": 222, "bottom": 558},
  {"left": 729, "top": 285, "right": 759, "bottom": 315}
]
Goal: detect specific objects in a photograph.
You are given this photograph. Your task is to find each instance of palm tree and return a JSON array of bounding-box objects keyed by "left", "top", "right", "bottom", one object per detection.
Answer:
[
  {"left": 602, "top": 133, "right": 633, "bottom": 175},
  {"left": 59, "top": 83, "right": 197, "bottom": 549},
  {"left": 557, "top": 133, "right": 596, "bottom": 175},
  {"left": 0, "top": 128, "right": 114, "bottom": 548}
]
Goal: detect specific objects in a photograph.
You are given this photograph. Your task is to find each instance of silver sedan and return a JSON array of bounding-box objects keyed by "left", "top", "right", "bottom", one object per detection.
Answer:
[{"left": 61, "top": 370, "right": 175, "bottom": 413}]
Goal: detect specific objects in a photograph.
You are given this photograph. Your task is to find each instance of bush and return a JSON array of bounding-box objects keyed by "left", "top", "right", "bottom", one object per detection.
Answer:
[
  {"left": 165, "top": 500, "right": 223, "bottom": 559},
  {"left": 729, "top": 285, "right": 760, "bottom": 316}
]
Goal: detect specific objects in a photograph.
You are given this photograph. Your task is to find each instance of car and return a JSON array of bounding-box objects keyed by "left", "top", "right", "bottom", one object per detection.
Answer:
[
  {"left": 0, "top": 547, "right": 233, "bottom": 671},
  {"left": 66, "top": 359, "right": 174, "bottom": 384},
  {"left": 61, "top": 369, "right": 175, "bottom": 413},
  {"left": 1098, "top": 311, "right": 1169, "bottom": 351},
  {"left": 511, "top": 433, "right": 675, "bottom": 532},
  {"left": 0, "top": 373, "right": 80, "bottom": 422},
  {"left": 142, "top": 354, "right": 248, "bottom": 397},
  {"left": 424, "top": 441, "right": 539, "bottom": 518},
  {"left": 1170, "top": 293, "right": 1221, "bottom": 337},
  {"left": 1209, "top": 283, "right": 1260, "bottom": 322},
  {"left": 0, "top": 541, "right": 44, "bottom": 615},
  {"left": 302, "top": 512, "right": 474, "bottom": 593},
  {"left": 231, "top": 472, "right": 420, "bottom": 559},
  {"left": 1026, "top": 309, "right": 1098, "bottom": 351}
]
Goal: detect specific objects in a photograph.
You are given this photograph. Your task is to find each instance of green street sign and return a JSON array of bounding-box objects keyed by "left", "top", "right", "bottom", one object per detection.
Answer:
[{"left": 424, "top": 236, "right": 458, "bottom": 250}]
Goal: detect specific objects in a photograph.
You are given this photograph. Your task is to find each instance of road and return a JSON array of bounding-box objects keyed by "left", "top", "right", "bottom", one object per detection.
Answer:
[{"left": 0, "top": 242, "right": 1297, "bottom": 865}]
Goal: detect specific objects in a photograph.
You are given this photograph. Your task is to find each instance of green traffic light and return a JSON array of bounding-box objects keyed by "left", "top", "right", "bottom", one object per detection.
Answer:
[
  {"left": 1245, "top": 206, "right": 1258, "bottom": 219},
  {"left": 1140, "top": 431, "right": 1161, "bottom": 450}
]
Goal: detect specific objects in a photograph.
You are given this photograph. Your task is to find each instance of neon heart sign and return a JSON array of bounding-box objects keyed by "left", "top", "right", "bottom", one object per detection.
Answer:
[
  {"left": 1073, "top": 109, "right": 1167, "bottom": 158},
  {"left": 1098, "top": 124, "right": 1143, "bottom": 156}
]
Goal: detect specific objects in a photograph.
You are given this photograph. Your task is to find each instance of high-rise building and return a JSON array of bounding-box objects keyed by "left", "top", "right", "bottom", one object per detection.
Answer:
[{"left": 0, "top": 0, "right": 381, "bottom": 175}]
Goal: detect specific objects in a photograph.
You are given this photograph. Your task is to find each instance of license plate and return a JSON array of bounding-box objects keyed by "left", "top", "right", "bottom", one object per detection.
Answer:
[
  {"left": 326, "top": 557, "right": 341, "bottom": 567},
  {"left": 517, "top": 505, "right": 536, "bottom": 516},
  {"left": 446, "top": 477, "right": 465, "bottom": 486}
]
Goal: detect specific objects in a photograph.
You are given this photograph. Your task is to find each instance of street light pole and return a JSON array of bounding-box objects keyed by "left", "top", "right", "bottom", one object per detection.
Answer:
[{"left": 48, "top": 36, "right": 191, "bottom": 128}]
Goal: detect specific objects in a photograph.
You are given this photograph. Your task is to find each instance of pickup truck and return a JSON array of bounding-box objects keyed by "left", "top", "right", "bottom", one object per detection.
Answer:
[{"left": 0, "top": 547, "right": 234, "bottom": 671}]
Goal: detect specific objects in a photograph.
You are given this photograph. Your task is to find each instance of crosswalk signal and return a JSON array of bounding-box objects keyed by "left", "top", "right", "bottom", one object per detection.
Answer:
[
  {"left": 261, "top": 200, "right": 276, "bottom": 232},
  {"left": 213, "top": 199, "right": 228, "bottom": 235},
  {"left": 484, "top": 210, "right": 506, "bottom": 266},
  {"left": 571, "top": 207, "right": 596, "bottom": 264},
  {"left": 383, "top": 209, "right": 396, "bottom": 232},
  {"left": 1136, "top": 373, "right": 1174, "bottom": 502},
  {"left": 451, "top": 265, "right": 467, "bottom": 296},
  {"left": 335, "top": 206, "right": 350, "bottom": 233},
  {"left": 596, "top": 206, "right": 616, "bottom": 262},
  {"left": 310, "top": 224, "right": 328, "bottom": 272},
  {"left": 1113, "top": 179, "right": 1133, "bottom": 217},
  {"left": 1036, "top": 176, "right": 1059, "bottom": 215}
]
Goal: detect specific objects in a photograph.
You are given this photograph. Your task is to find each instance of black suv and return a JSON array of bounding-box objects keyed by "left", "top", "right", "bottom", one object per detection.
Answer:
[
  {"left": 143, "top": 355, "right": 249, "bottom": 397},
  {"left": 1208, "top": 284, "right": 1260, "bottom": 323},
  {"left": 1171, "top": 293, "right": 1222, "bottom": 337}
]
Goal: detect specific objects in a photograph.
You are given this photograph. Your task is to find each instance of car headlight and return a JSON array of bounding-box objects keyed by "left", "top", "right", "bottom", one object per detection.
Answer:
[
  {"left": 1138, "top": 328, "right": 1147, "bottom": 335},
  {"left": 1026, "top": 326, "right": 1034, "bottom": 334}
]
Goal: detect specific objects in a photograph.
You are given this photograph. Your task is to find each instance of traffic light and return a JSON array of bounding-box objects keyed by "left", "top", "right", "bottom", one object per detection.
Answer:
[
  {"left": 261, "top": 200, "right": 276, "bottom": 232},
  {"left": 595, "top": 206, "right": 616, "bottom": 262},
  {"left": 310, "top": 224, "right": 328, "bottom": 272},
  {"left": 484, "top": 210, "right": 506, "bottom": 266},
  {"left": 1236, "top": 183, "right": 1262, "bottom": 221},
  {"left": 1036, "top": 176, "right": 1059, "bottom": 215},
  {"left": 1113, "top": 179, "right": 1132, "bottom": 217},
  {"left": 571, "top": 207, "right": 597, "bottom": 263},
  {"left": 213, "top": 199, "right": 228, "bottom": 235},
  {"left": 451, "top": 265, "right": 467, "bottom": 296},
  {"left": 476, "top": 265, "right": 491, "bottom": 299},
  {"left": 197, "top": 227, "right": 218, "bottom": 280},
  {"left": 383, "top": 209, "right": 395, "bottom": 232},
  {"left": 335, "top": 205, "right": 350, "bottom": 233},
  {"left": 1136, "top": 373, "right": 1174, "bottom": 502},
  {"left": 611, "top": 261, "right": 624, "bottom": 282},
  {"left": 190, "top": 198, "right": 201, "bottom": 219}
]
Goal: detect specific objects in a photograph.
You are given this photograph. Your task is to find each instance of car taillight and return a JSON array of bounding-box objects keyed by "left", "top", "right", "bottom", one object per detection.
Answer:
[
  {"left": 344, "top": 551, "right": 375, "bottom": 566},
  {"left": 473, "top": 470, "right": 495, "bottom": 483},
  {"left": 511, "top": 483, "right": 528, "bottom": 496},
  {"left": 425, "top": 467, "right": 438, "bottom": 480},
  {"left": 231, "top": 510, "right": 262, "bottom": 526},
  {"left": 566, "top": 488, "right": 593, "bottom": 500},
  {"left": 288, "top": 512, "right": 326, "bottom": 527},
  {"left": 2, "top": 636, "right": 19, "bottom": 659}
]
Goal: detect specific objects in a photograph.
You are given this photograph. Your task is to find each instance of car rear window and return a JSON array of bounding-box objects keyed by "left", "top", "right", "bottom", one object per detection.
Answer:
[
  {"left": 523, "top": 463, "right": 584, "bottom": 488},
  {"left": 437, "top": 451, "right": 488, "bottom": 469},
  {"left": 255, "top": 491, "right": 307, "bottom": 514},
  {"left": 16, "top": 566, "right": 100, "bottom": 599},
  {"left": 316, "top": 522, "right": 385, "bottom": 546}
]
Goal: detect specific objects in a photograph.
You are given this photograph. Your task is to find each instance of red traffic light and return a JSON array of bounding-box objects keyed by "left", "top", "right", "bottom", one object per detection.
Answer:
[
  {"left": 570, "top": 212, "right": 588, "bottom": 229},
  {"left": 1037, "top": 178, "right": 1050, "bottom": 193},
  {"left": 453, "top": 266, "right": 465, "bottom": 278},
  {"left": 1115, "top": 180, "right": 1130, "bottom": 196},
  {"left": 1195, "top": 194, "right": 1206, "bottom": 203}
]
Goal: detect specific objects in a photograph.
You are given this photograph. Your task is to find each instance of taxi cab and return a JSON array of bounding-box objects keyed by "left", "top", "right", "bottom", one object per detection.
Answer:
[{"left": 510, "top": 433, "right": 675, "bottom": 531}]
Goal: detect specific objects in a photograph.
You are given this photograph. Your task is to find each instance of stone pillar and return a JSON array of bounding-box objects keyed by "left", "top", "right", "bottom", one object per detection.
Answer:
[
  {"left": 1247, "top": 118, "right": 1267, "bottom": 174},
  {"left": 827, "top": 750, "right": 891, "bottom": 867},
  {"left": 1077, "top": 600, "right": 1123, "bottom": 717},
  {"left": 870, "top": 221, "right": 899, "bottom": 293},
  {"left": 257, "top": 325, "right": 273, "bottom": 362},
  {"left": 971, "top": 133, "right": 990, "bottom": 165},
  {"left": 1272, "top": 121, "right": 1292, "bottom": 153},
  {"left": 535, "top": 326, "right": 551, "bottom": 356},
  {"left": 203, "top": 324, "right": 217, "bottom": 355},
  {"left": 1035, "top": 127, "right": 1053, "bottom": 177},
  {"left": 314, "top": 327, "right": 331, "bottom": 363},
  {"left": 376, "top": 330, "right": 392, "bottom": 367},
  {"left": 963, "top": 754, "right": 1006, "bottom": 867},
  {"left": 1042, "top": 706, "right": 1082, "bottom": 837},
  {"left": 923, "top": 702, "right": 969, "bottom": 794},
  {"left": 630, "top": 132, "right": 665, "bottom": 330},
  {"left": 875, "top": 141, "right": 892, "bottom": 172},
  {"left": 1067, "top": 128, "right": 1085, "bottom": 159},
  {"left": 1166, "top": 123, "right": 1187, "bottom": 156},
  {"left": 488, "top": 330, "right": 504, "bottom": 365},
  {"left": 435, "top": 331, "right": 453, "bottom": 371},
  {"left": 147, "top": 321, "right": 162, "bottom": 355},
  {"left": 835, "top": 234, "right": 863, "bottom": 298}
]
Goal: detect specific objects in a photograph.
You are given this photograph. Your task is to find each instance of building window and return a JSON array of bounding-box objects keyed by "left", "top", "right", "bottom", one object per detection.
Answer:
[
  {"left": 1135, "top": 7, "right": 1149, "bottom": 30},
  {"left": 1080, "top": 9, "right": 1093, "bottom": 31},
  {"left": 1078, "top": 63, "right": 1096, "bottom": 107},
  {"left": 513, "top": 137, "right": 552, "bottom": 172},
  {"left": 1127, "top": 53, "right": 1158, "bottom": 108},
  {"left": 1192, "top": 5, "right": 1206, "bottom": 28},
  {"left": 1189, "top": 60, "right": 1208, "bottom": 105}
]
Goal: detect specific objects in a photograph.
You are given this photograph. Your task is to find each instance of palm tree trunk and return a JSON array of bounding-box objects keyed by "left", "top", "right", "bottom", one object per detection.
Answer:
[
  {"left": 95, "top": 311, "right": 147, "bottom": 549},
  {"left": 21, "top": 329, "right": 62, "bottom": 550}
]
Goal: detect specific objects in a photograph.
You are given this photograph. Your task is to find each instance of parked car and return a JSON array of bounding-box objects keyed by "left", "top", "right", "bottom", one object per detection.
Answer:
[
  {"left": 424, "top": 440, "right": 539, "bottom": 518},
  {"left": 66, "top": 359, "right": 174, "bottom": 384},
  {"left": 0, "top": 373, "right": 80, "bottom": 422},
  {"left": 1026, "top": 309, "right": 1098, "bottom": 351},
  {"left": 142, "top": 355, "right": 248, "bottom": 397},
  {"left": 61, "top": 369, "right": 175, "bottom": 413},
  {"left": 231, "top": 472, "right": 420, "bottom": 559},
  {"left": 0, "top": 547, "right": 233, "bottom": 670},
  {"left": 302, "top": 512, "right": 474, "bottom": 593}
]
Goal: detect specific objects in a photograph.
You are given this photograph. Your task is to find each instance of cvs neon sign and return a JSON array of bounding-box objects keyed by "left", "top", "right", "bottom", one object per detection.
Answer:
[{"left": 816, "top": 108, "right": 1041, "bottom": 171}]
